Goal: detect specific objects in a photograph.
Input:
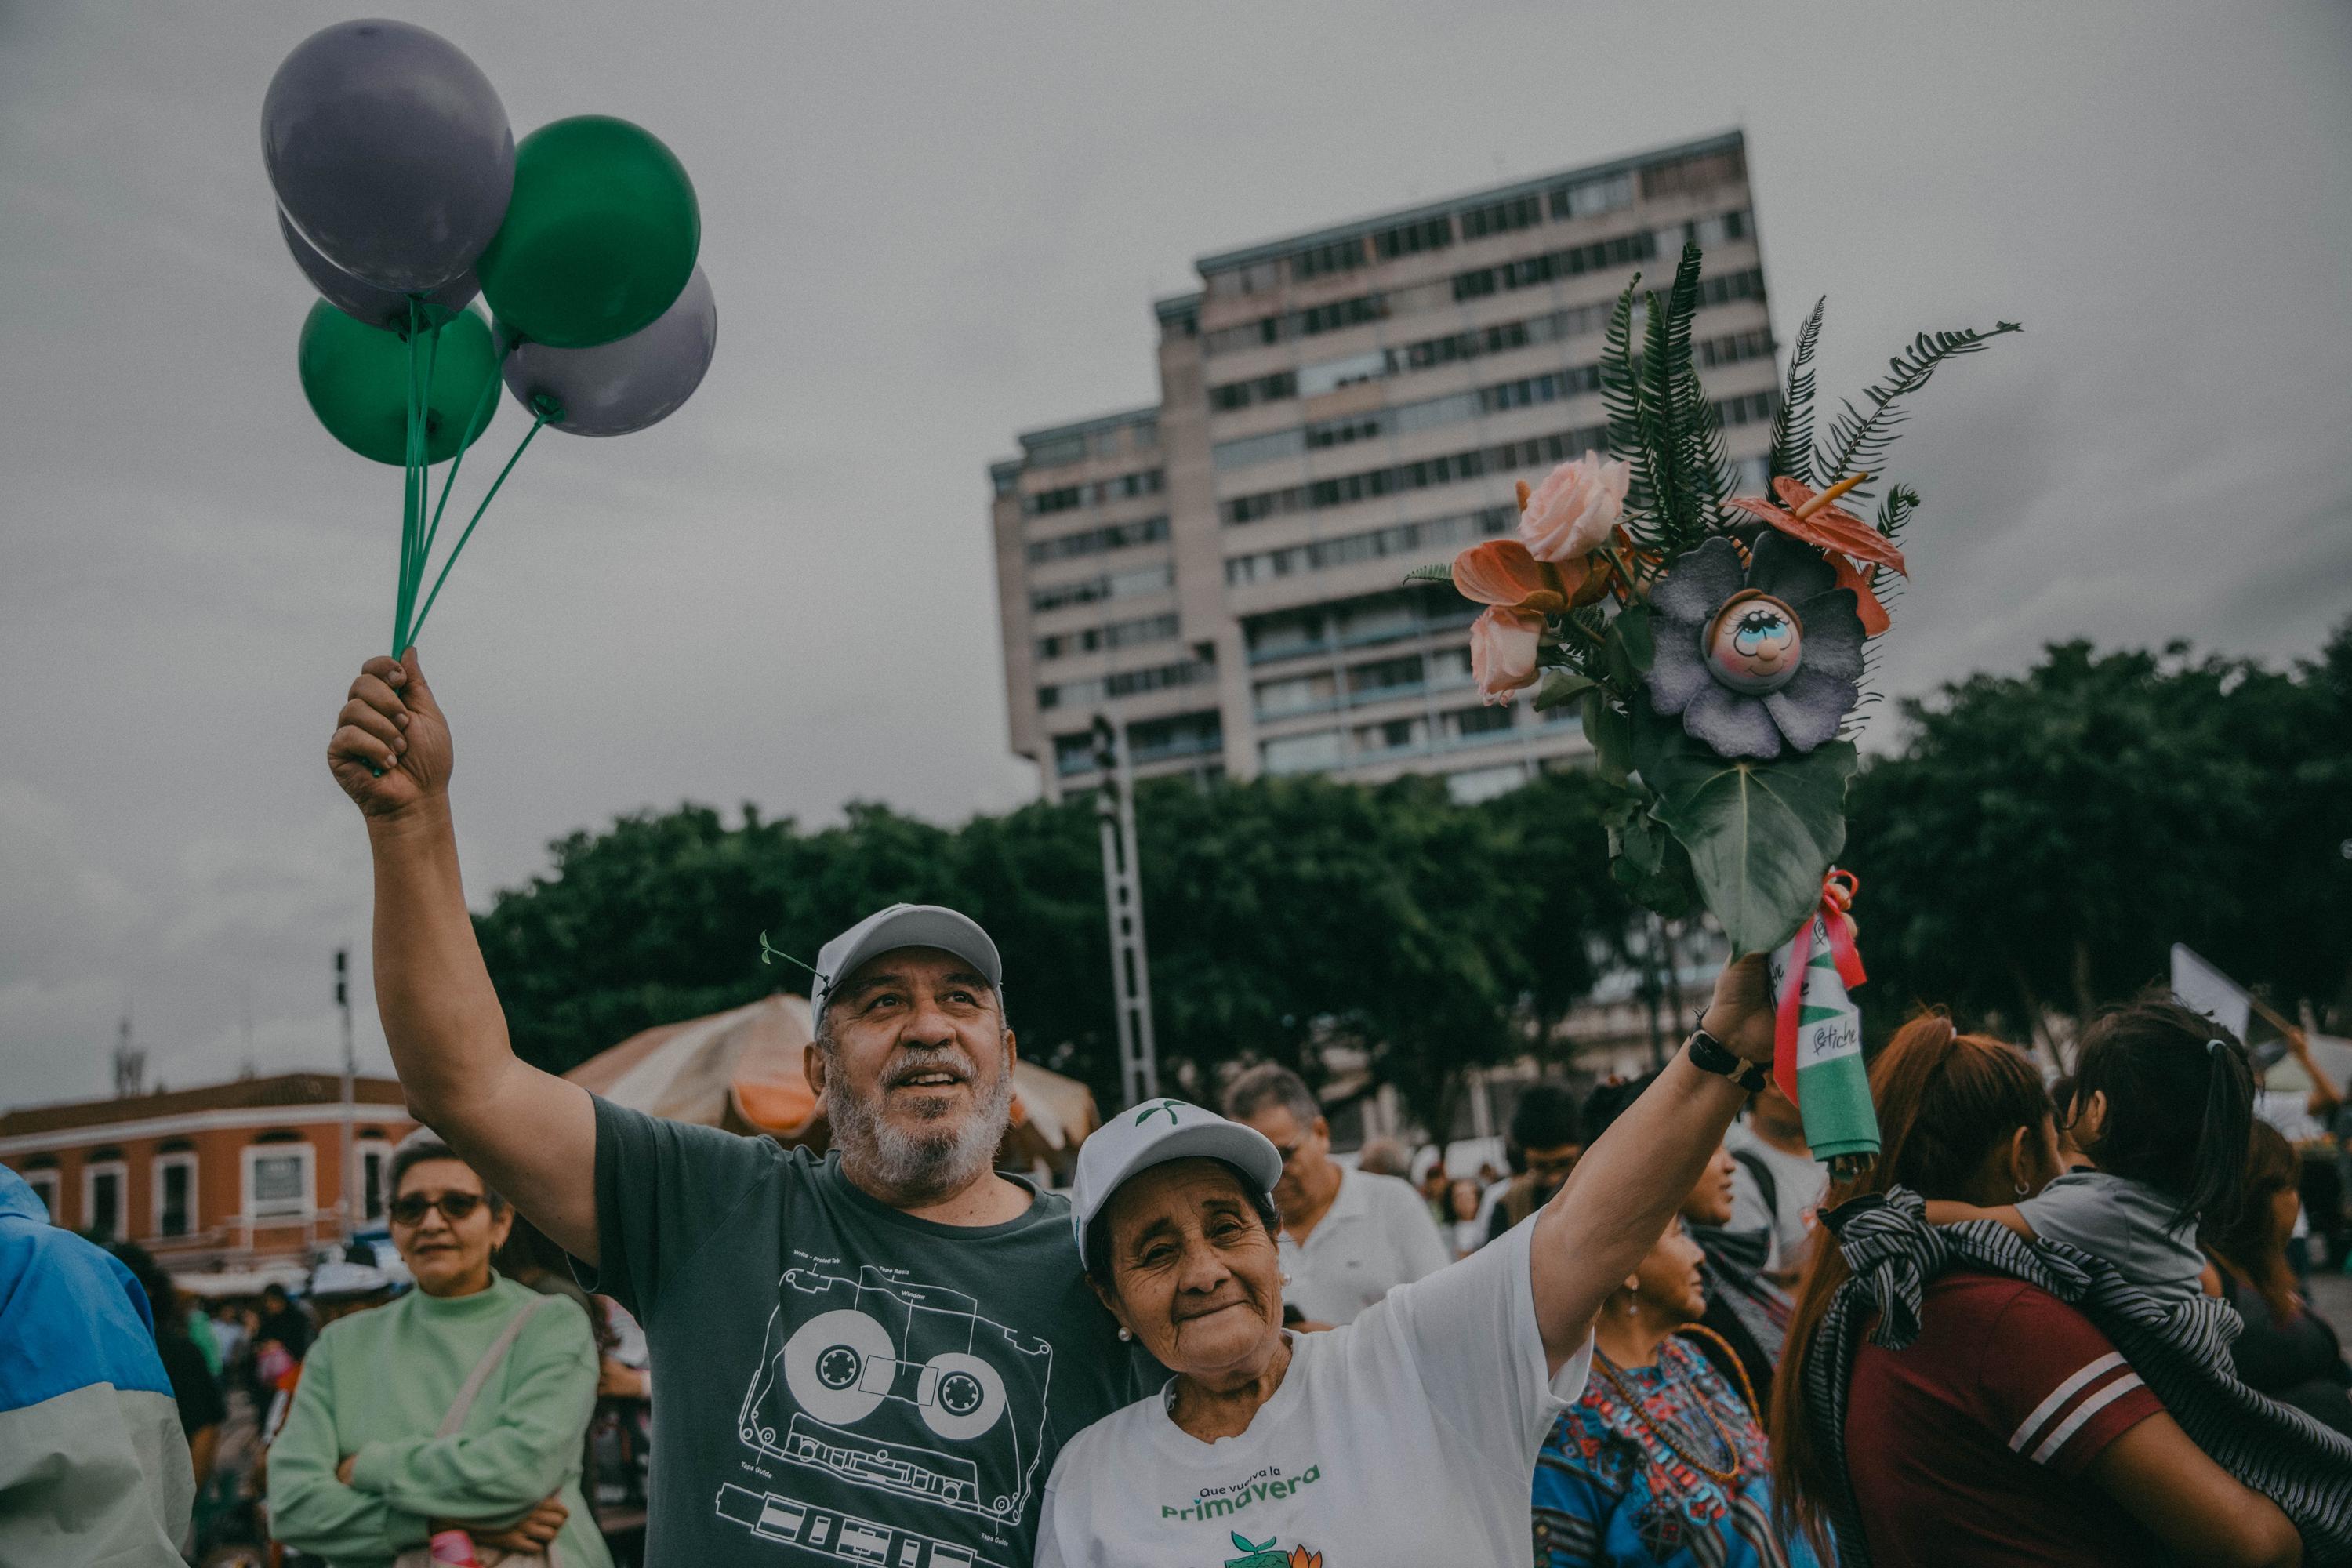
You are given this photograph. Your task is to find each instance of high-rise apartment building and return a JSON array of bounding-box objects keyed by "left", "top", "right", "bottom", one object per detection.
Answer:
[{"left": 991, "top": 132, "right": 1774, "bottom": 802}]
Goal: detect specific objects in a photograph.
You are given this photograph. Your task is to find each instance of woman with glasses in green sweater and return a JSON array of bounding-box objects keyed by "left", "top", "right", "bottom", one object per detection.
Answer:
[{"left": 268, "top": 1134, "right": 612, "bottom": 1567}]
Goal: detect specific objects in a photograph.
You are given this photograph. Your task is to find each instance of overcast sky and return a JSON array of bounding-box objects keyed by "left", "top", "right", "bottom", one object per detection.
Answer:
[{"left": 3, "top": 0, "right": 2347, "bottom": 1106}]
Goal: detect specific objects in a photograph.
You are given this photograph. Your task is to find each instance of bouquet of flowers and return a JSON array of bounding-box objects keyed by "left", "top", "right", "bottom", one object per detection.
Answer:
[{"left": 1414, "top": 241, "right": 2016, "bottom": 1171}]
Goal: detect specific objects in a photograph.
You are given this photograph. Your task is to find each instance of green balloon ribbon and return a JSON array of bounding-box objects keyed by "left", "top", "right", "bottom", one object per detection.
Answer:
[{"left": 375, "top": 299, "right": 552, "bottom": 660}]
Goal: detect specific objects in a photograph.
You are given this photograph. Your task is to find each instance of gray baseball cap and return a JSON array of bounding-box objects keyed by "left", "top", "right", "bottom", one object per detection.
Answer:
[
  {"left": 810, "top": 903, "right": 1004, "bottom": 1032},
  {"left": 1069, "top": 1098, "right": 1284, "bottom": 1254}
]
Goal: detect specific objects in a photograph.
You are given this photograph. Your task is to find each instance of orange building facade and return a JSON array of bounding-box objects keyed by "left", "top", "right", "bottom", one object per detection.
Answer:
[{"left": 0, "top": 1073, "right": 417, "bottom": 1273}]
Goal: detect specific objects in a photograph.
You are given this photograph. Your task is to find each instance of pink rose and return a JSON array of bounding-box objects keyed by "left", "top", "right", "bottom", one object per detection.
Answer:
[
  {"left": 1469, "top": 607, "right": 1544, "bottom": 705},
  {"left": 1518, "top": 451, "right": 1631, "bottom": 563}
]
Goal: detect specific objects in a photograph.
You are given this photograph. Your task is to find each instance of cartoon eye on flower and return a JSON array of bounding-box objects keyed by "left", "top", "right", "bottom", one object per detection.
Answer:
[{"left": 1643, "top": 533, "right": 1865, "bottom": 760}]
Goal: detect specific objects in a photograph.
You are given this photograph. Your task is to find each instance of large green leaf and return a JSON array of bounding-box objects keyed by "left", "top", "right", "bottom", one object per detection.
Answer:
[
  {"left": 1534, "top": 667, "right": 1596, "bottom": 711},
  {"left": 1633, "top": 703, "right": 1857, "bottom": 954}
]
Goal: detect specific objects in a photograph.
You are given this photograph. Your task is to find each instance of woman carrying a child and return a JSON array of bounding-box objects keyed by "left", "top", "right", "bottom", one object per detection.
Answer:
[{"left": 1769, "top": 1006, "right": 2310, "bottom": 1568}]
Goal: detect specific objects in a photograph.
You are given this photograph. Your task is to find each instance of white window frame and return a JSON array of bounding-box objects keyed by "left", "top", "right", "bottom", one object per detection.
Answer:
[
  {"left": 82, "top": 1159, "right": 129, "bottom": 1240},
  {"left": 23, "top": 1169, "right": 60, "bottom": 1222},
  {"left": 151, "top": 1151, "right": 198, "bottom": 1239},
  {"left": 354, "top": 1138, "right": 394, "bottom": 1226},
  {"left": 241, "top": 1142, "right": 316, "bottom": 1225}
]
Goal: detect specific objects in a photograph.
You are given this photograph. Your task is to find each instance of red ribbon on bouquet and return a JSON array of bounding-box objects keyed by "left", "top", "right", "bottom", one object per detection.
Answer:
[{"left": 1772, "top": 869, "right": 1866, "bottom": 1102}]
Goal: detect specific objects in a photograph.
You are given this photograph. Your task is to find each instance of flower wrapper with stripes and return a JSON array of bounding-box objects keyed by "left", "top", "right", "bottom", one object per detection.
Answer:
[{"left": 1799, "top": 1188, "right": 2352, "bottom": 1568}]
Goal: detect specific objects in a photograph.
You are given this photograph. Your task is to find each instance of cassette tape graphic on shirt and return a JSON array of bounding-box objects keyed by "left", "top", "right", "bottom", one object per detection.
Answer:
[{"left": 736, "top": 1264, "right": 1054, "bottom": 1523}]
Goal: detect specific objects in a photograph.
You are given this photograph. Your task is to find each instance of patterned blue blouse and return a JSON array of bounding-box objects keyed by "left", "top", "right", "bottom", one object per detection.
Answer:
[{"left": 1532, "top": 1336, "right": 1828, "bottom": 1567}]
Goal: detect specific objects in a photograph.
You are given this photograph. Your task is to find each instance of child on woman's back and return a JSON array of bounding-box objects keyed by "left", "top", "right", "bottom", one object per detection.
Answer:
[{"left": 1926, "top": 998, "right": 2254, "bottom": 1303}]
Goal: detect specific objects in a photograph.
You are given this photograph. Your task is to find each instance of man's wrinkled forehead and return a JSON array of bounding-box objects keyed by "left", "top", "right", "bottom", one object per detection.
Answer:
[{"left": 830, "top": 946, "right": 999, "bottom": 1009}]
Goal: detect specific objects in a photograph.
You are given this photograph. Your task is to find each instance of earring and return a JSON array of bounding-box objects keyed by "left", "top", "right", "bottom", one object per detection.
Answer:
[
  {"left": 1117, "top": 1327, "right": 1132, "bottom": 1341},
  {"left": 2013, "top": 1180, "right": 2030, "bottom": 1197},
  {"left": 1279, "top": 1270, "right": 1293, "bottom": 1287}
]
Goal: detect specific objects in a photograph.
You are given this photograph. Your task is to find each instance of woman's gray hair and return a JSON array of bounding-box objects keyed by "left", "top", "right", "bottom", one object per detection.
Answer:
[{"left": 388, "top": 1129, "right": 506, "bottom": 1212}]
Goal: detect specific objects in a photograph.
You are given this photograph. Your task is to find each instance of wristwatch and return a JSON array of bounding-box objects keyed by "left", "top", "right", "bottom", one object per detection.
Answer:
[{"left": 1686, "top": 1027, "right": 1770, "bottom": 1093}]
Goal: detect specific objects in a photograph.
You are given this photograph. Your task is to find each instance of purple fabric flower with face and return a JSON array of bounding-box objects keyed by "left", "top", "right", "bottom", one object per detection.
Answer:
[{"left": 1643, "top": 533, "right": 1866, "bottom": 760}]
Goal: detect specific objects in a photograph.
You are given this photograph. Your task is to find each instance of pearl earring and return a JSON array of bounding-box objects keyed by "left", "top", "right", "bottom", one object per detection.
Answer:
[
  {"left": 1117, "top": 1327, "right": 1132, "bottom": 1341},
  {"left": 1279, "top": 1270, "right": 1293, "bottom": 1287}
]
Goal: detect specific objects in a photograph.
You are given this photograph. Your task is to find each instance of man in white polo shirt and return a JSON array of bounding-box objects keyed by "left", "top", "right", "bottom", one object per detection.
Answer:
[{"left": 1222, "top": 1064, "right": 1450, "bottom": 1326}]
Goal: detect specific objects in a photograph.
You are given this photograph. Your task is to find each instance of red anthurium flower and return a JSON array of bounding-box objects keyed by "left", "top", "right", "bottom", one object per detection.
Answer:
[
  {"left": 1450, "top": 538, "right": 1578, "bottom": 614},
  {"left": 1725, "top": 473, "right": 1903, "bottom": 633}
]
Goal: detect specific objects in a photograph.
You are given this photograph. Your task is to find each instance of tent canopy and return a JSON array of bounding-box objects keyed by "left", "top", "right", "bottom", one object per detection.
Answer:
[{"left": 561, "top": 993, "right": 1099, "bottom": 1175}]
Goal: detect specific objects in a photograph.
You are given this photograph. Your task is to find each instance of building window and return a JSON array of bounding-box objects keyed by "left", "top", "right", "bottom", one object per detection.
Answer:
[
  {"left": 1548, "top": 172, "right": 1635, "bottom": 220},
  {"left": 1023, "top": 470, "right": 1163, "bottom": 516},
  {"left": 1446, "top": 704, "right": 1515, "bottom": 739},
  {"left": 1225, "top": 503, "right": 1514, "bottom": 586},
  {"left": 1207, "top": 370, "right": 1298, "bottom": 412},
  {"left": 1458, "top": 192, "right": 1544, "bottom": 241},
  {"left": 1290, "top": 236, "right": 1365, "bottom": 281},
  {"left": 1025, "top": 514, "right": 1169, "bottom": 565},
  {"left": 1222, "top": 422, "right": 1614, "bottom": 526},
  {"left": 83, "top": 1160, "right": 127, "bottom": 1241},
  {"left": 1036, "top": 611, "right": 1181, "bottom": 662},
  {"left": 243, "top": 1143, "right": 315, "bottom": 1224},
  {"left": 1260, "top": 729, "right": 1345, "bottom": 775},
  {"left": 357, "top": 1140, "right": 392, "bottom": 1225},
  {"left": 1354, "top": 716, "right": 1428, "bottom": 756},
  {"left": 24, "top": 1169, "right": 60, "bottom": 1222},
  {"left": 1254, "top": 673, "right": 1338, "bottom": 720},
  {"left": 1373, "top": 216, "right": 1454, "bottom": 260},
  {"left": 1038, "top": 654, "right": 1216, "bottom": 711},
  {"left": 153, "top": 1152, "right": 198, "bottom": 1239},
  {"left": 1640, "top": 145, "right": 1748, "bottom": 200},
  {"left": 1448, "top": 227, "right": 1657, "bottom": 305},
  {"left": 1295, "top": 350, "right": 1388, "bottom": 400},
  {"left": 1029, "top": 561, "right": 1175, "bottom": 615}
]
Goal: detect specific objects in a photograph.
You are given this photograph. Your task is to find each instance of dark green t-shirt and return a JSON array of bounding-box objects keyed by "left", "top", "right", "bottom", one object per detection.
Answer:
[{"left": 576, "top": 1094, "right": 1155, "bottom": 1568}]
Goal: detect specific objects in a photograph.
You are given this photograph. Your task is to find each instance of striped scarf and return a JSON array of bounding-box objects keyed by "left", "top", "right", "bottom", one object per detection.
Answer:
[{"left": 1800, "top": 1187, "right": 2352, "bottom": 1566}]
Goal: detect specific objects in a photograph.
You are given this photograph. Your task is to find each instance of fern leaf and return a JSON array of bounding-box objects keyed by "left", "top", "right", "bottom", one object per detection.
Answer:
[
  {"left": 1767, "top": 296, "right": 1826, "bottom": 487},
  {"left": 1817, "top": 321, "right": 2022, "bottom": 492},
  {"left": 1599, "top": 278, "right": 1650, "bottom": 514},
  {"left": 1875, "top": 482, "right": 1921, "bottom": 543}
]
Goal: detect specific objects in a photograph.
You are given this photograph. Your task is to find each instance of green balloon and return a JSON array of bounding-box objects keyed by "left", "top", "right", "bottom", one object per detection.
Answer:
[
  {"left": 476, "top": 116, "right": 699, "bottom": 349},
  {"left": 297, "top": 300, "right": 501, "bottom": 466}
]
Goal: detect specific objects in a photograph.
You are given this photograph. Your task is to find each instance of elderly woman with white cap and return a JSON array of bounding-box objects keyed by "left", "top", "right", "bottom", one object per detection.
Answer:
[{"left": 1034, "top": 956, "right": 1781, "bottom": 1568}]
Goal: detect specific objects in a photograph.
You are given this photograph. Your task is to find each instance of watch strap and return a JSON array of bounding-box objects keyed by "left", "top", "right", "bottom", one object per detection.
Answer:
[{"left": 1687, "top": 1028, "right": 1769, "bottom": 1093}]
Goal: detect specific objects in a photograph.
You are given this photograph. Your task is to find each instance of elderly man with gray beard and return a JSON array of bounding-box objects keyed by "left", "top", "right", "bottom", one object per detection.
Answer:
[{"left": 326, "top": 652, "right": 1156, "bottom": 1568}]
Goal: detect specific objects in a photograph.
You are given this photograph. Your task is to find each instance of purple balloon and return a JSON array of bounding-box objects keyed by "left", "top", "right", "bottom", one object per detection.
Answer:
[
  {"left": 263, "top": 19, "right": 512, "bottom": 293},
  {"left": 278, "top": 209, "right": 477, "bottom": 333},
  {"left": 499, "top": 267, "right": 717, "bottom": 437}
]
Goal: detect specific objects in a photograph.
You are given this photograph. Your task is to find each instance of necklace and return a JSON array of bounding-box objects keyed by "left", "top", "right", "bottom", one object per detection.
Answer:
[{"left": 1591, "top": 1338, "right": 1744, "bottom": 1489}]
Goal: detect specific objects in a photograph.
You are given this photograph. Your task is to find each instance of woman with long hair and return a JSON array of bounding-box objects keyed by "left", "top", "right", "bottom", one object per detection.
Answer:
[
  {"left": 2206, "top": 1120, "right": 2352, "bottom": 1437},
  {"left": 1769, "top": 1014, "right": 2303, "bottom": 1568}
]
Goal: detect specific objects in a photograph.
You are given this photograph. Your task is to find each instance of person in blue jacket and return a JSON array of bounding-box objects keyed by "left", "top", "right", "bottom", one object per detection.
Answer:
[{"left": 0, "top": 1163, "right": 194, "bottom": 1565}]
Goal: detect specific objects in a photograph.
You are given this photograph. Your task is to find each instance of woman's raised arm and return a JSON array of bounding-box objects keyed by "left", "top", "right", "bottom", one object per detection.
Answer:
[{"left": 1526, "top": 954, "right": 1775, "bottom": 1374}]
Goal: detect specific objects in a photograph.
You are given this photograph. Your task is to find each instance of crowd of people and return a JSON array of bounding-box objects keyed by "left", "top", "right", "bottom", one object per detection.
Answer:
[{"left": 10, "top": 651, "right": 2350, "bottom": 1566}]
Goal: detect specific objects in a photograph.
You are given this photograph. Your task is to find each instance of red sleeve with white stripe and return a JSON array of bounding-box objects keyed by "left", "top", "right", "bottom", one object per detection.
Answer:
[{"left": 1980, "top": 1287, "right": 2163, "bottom": 1476}]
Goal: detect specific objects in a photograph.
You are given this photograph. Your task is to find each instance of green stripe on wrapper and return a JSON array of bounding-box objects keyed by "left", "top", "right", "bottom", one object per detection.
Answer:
[{"left": 1769, "top": 916, "right": 1882, "bottom": 1171}]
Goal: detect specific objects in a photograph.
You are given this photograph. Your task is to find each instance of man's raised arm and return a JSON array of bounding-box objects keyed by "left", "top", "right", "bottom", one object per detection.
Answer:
[{"left": 328, "top": 650, "right": 600, "bottom": 1262}]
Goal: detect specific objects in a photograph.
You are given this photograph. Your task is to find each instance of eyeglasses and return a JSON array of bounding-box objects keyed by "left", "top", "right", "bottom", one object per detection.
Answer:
[{"left": 388, "top": 1191, "right": 485, "bottom": 1227}]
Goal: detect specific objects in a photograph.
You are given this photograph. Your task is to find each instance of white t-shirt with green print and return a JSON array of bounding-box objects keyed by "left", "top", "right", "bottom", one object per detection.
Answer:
[{"left": 1033, "top": 1218, "right": 1589, "bottom": 1568}]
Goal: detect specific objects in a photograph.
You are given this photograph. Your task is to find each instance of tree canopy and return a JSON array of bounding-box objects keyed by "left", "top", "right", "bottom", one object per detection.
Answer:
[
  {"left": 474, "top": 621, "right": 2350, "bottom": 1120},
  {"left": 1844, "top": 621, "right": 2351, "bottom": 1041},
  {"left": 473, "top": 770, "right": 1631, "bottom": 1127}
]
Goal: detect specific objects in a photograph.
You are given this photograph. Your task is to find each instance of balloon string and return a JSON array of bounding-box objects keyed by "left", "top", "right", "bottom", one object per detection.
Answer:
[
  {"left": 406, "top": 411, "right": 549, "bottom": 647},
  {"left": 393, "top": 300, "right": 423, "bottom": 655},
  {"left": 420, "top": 375, "right": 500, "bottom": 573}
]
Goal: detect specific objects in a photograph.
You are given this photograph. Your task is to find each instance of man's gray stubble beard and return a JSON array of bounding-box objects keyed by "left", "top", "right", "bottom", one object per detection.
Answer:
[{"left": 824, "top": 1036, "right": 1015, "bottom": 1199}]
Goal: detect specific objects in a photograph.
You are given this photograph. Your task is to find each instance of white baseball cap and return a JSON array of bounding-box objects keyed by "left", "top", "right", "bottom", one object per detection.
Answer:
[
  {"left": 1069, "top": 1098, "right": 1284, "bottom": 1255},
  {"left": 810, "top": 903, "right": 1004, "bottom": 1032}
]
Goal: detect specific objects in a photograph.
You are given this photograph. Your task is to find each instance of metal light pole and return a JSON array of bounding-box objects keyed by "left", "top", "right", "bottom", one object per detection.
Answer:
[
  {"left": 1092, "top": 714, "right": 1160, "bottom": 1105},
  {"left": 336, "top": 947, "right": 356, "bottom": 1239}
]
